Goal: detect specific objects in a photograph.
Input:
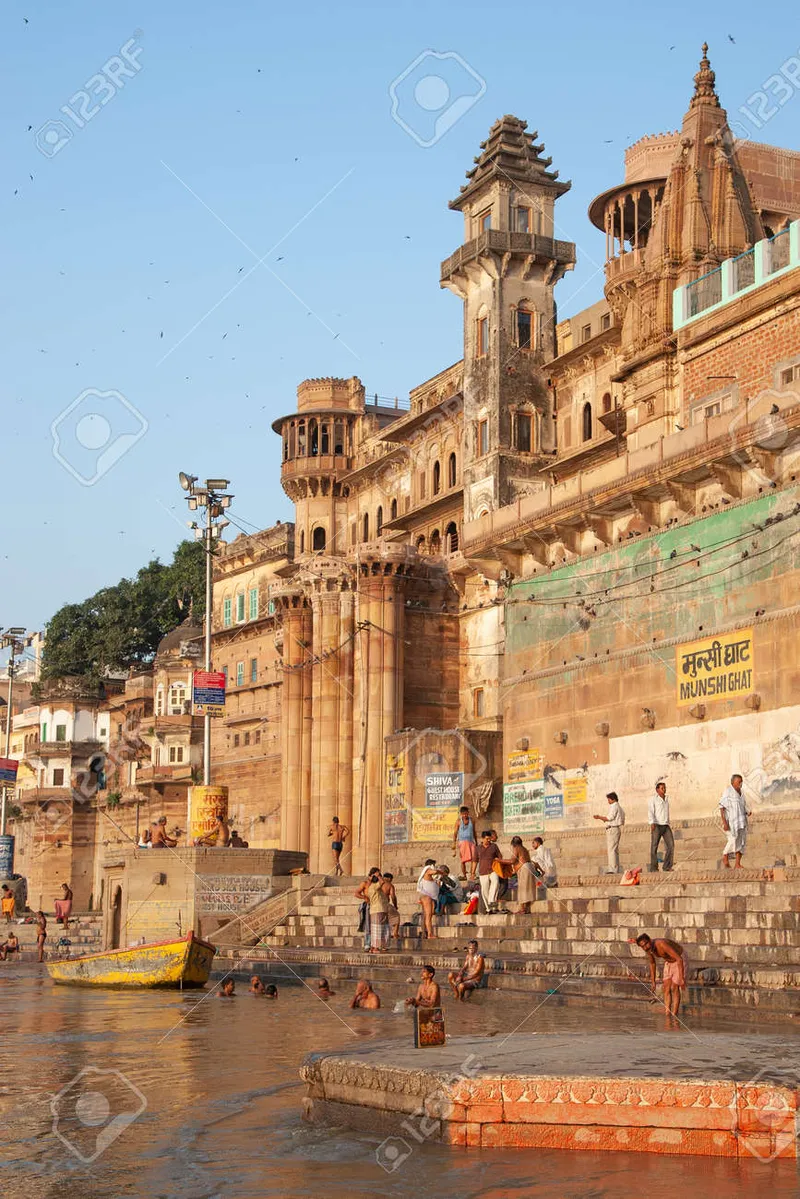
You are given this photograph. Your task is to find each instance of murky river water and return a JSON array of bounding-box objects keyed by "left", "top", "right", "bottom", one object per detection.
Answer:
[{"left": 2, "top": 964, "right": 799, "bottom": 1198}]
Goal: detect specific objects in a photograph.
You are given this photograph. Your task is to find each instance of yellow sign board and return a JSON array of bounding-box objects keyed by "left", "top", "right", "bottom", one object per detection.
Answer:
[
  {"left": 676, "top": 628, "right": 754, "bottom": 707},
  {"left": 411, "top": 806, "right": 460, "bottom": 842},
  {"left": 507, "top": 749, "right": 543, "bottom": 782},
  {"left": 189, "top": 785, "right": 229, "bottom": 843},
  {"left": 563, "top": 775, "right": 588, "bottom": 806}
]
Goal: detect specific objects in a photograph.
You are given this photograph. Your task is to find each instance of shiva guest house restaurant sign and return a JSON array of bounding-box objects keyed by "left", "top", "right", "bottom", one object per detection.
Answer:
[{"left": 676, "top": 628, "right": 754, "bottom": 706}]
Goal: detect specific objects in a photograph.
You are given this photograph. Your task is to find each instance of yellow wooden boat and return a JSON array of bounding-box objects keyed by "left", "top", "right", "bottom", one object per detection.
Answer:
[{"left": 47, "top": 931, "right": 216, "bottom": 989}]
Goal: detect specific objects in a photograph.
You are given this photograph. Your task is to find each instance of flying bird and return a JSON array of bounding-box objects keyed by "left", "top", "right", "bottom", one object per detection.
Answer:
[{"left": 728, "top": 34, "right": 735, "bottom": 43}]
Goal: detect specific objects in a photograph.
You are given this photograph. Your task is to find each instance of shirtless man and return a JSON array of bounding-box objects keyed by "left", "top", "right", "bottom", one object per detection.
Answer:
[
  {"left": 195, "top": 815, "right": 230, "bottom": 847},
  {"left": 349, "top": 979, "right": 380, "bottom": 1009},
  {"left": 0, "top": 931, "right": 20, "bottom": 961},
  {"left": 447, "top": 940, "right": 485, "bottom": 1002},
  {"left": 317, "top": 977, "right": 335, "bottom": 999},
  {"left": 249, "top": 975, "right": 265, "bottom": 994},
  {"left": 36, "top": 911, "right": 47, "bottom": 963},
  {"left": 151, "top": 817, "right": 178, "bottom": 849},
  {"left": 219, "top": 979, "right": 236, "bottom": 997},
  {"left": 635, "top": 933, "right": 688, "bottom": 1016},
  {"left": 328, "top": 817, "right": 349, "bottom": 876},
  {"left": 405, "top": 965, "right": 441, "bottom": 1010}
]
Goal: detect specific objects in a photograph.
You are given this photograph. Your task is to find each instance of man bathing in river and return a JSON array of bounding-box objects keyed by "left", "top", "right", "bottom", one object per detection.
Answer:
[
  {"left": 405, "top": 965, "right": 440, "bottom": 1010},
  {"left": 635, "top": 933, "right": 688, "bottom": 1016},
  {"left": 349, "top": 979, "right": 380, "bottom": 1009},
  {"left": 448, "top": 940, "right": 485, "bottom": 1001},
  {"left": 0, "top": 931, "right": 20, "bottom": 961},
  {"left": 36, "top": 912, "right": 47, "bottom": 963},
  {"left": 219, "top": 979, "right": 236, "bottom": 997},
  {"left": 317, "top": 978, "right": 335, "bottom": 998},
  {"left": 249, "top": 975, "right": 265, "bottom": 994}
]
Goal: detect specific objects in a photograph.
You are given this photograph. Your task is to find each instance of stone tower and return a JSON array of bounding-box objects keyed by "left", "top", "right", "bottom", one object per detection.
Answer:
[
  {"left": 440, "top": 115, "right": 576, "bottom": 518},
  {"left": 272, "top": 376, "right": 365, "bottom": 558}
]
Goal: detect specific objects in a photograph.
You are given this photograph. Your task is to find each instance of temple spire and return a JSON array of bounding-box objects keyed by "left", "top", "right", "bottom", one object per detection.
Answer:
[{"left": 690, "top": 42, "right": 721, "bottom": 109}]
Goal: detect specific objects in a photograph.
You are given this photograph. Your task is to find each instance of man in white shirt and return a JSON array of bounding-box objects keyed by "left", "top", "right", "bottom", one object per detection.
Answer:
[
  {"left": 719, "top": 773, "right": 749, "bottom": 868},
  {"left": 593, "top": 792, "right": 625, "bottom": 873},
  {"left": 531, "top": 836, "right": 557, "bottom": 887},
  {"left": 648, "top": 781, "right": 674, "bottom": 873}
]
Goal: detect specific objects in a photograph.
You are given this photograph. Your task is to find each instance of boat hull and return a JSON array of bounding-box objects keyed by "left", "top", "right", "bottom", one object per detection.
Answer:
[{"left": 47, "top": 932, "right": 216, "bottom": 989}]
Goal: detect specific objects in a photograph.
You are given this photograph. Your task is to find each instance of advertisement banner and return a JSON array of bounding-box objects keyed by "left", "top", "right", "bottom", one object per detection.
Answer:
[
  {"left": 0, "top": 758, "right": 19, "bottom": 784},
  {"left": 0, "top": 835, "right": 14, "bottom": 877},
  {"left": 676, "top": 628, "right": 754, "bottom": 706},
  {"left": 412, "top": 806, "right": 460, "bottom": 842},
  {"left": 502, "top": 780, "right": 545, "bottom": 834},
  {"left": 425, "top": 772, "right": 463, "bottom": 808},
  {"left": 507, "top": 749, "right": 543, "bottom": 782},
  {"left": 192, "top": 670, "right": 227, "bottom": 716},
  {"left": 384, "top": 808, "right": 409, "bottom": 844},
  {"left": 544, "top": 792, "right": 564, "bottom": 821},
  {"left": 563, "top": 775, "right": 588, "bottom": 806}
]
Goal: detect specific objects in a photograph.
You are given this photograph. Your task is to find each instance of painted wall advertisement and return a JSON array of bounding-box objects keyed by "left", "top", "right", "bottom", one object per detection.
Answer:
[
  {"left": 425, "top": 772, "right": 463, "bottom": 808},
  {"left": 676, "top": 627, "right": 754, "bottom": 706},
  {"left": 385, "top": 754, "right": 408, "bottom": 842},
  {"left": 502, "top": 780, "right": 545, "bottom": 834},
  {"left": 412, "top": 806, "right": 460, "bottom": 842},
  {"left": 563, "top": 774, "right": 588, "bottom": 806},
  {"left": 507, "top": 749, "right": 543, "bottom": 782},
  {"left": 198, "top": 875, "right": 273, "bottom": 914},
  {"left": 384, "top": 809, "right": 409, "bottom": 844}
]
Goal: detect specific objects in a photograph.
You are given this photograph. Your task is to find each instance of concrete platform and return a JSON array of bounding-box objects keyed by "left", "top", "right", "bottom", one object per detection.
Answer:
[{"left": 301, "top": 1032, "right": 800, "bottom": 1158}]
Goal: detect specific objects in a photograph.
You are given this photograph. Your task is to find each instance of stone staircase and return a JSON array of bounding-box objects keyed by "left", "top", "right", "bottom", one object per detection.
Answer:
[
  {"left": 1, "top": 913, "right": 103, "bottom": 961},
  {"left": 213, "top": 870, "right": 800, "bottom": 1016}
]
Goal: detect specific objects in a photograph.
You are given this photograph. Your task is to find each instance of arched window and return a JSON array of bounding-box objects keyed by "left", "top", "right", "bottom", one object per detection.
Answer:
[
  {"left": 416, "top": 535, "right": 426, "bottom": 554},
  {"left": 516, "top": 412, "right": 532, "bottom": 453},
  {"left": 297, "top": 420, "right": 306, "bottom": 456},
  {"left": 582, "top": 402, "right": 593, "bottom": 442},
  {"left": 432, "top": 461, "right": 441, "bottom": 495},
  {"left": 602, "top": 392, "right": 612, "bottom": 414},
  {"left": 299, "top": 530, "right": 305, "bottom": 553},
  {"left": 363, "top": 512, "right": 369, "bottom": 542},
  {"left": 390, "top": 497, "right": 398, "bottom": 520},
  {"left": 376, "top": 506, "right": 383, "bottom": 536},
  {"left": 334, "top": 420, "right": 345, "bottom": 455},
  {"left": 430, "top": 529, "right": 441, "bottom": 554},
  {"left": 516, "top": 306, "right": 532, "bottom": 349},
  {"left": 310, "top": 418, "right": 319, "bottom": 456},
  {"left": 320, "top": 423, "right": 329, "bottom": 455},
  {"left": 445, "top": 522, "right": 459, "bottom": 553},
  {"left": 312, "top": 526, "right": 326, "bottom": 552},
  {"left": 448, "top": 453, "right": 457, "bottom": 488}
]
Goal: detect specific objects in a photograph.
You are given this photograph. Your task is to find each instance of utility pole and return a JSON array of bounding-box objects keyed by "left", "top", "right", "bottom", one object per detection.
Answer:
[
  {"left": 1, "top": 627, "right": 28, "bottom": 837},
  {"left": 178, "top": 474, "right": 232, "bottom": 785}
]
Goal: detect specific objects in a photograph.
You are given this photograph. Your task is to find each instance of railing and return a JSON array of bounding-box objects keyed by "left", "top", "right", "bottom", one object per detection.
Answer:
[
  {"left": 675, "top": 220, "right": 800, "bottom": 328},
  {"left": 441, "top": 229, "right": 576, "bottom": 280}
]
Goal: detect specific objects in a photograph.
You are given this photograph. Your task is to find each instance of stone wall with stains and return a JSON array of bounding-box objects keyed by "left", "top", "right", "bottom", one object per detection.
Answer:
[{"left": 502, "top": 486, "right": 800, "bottom": 828}]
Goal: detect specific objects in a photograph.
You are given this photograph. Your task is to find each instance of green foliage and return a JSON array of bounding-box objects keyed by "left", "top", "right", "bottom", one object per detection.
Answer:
[{"left": 41, "top": 541, "right": 206, "bottom": 679}]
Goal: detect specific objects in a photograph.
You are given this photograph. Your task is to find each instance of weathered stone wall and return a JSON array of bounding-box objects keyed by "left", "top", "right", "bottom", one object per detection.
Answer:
[{"left": 502, "top": 487, "right": 800, "bottom": 830}]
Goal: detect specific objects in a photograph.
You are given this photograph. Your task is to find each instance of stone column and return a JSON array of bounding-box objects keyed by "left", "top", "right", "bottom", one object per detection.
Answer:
[
  {"left": 278, "top": 591, "right": 311, "bottom": 853},
  {"left": 336, "top": 587, "right": 355, "bottom": 871}
]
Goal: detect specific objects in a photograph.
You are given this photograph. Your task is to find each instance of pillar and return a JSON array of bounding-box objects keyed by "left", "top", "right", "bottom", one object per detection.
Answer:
[{"left": 279, "top": 594, "right": 306, "bottom": 851}]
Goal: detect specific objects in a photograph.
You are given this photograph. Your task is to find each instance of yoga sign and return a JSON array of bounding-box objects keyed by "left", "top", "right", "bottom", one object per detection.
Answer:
[{"left": 676, "top": 627, "right": 754, "bottom": 706}]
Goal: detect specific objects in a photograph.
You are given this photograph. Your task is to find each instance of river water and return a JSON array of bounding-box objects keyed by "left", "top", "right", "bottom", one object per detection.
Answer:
[{"left": 3, "top": 965, "right": 799, "bottom": 1198}]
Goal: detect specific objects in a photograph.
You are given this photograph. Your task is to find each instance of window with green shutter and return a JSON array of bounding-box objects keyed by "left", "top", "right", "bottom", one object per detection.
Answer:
[
  {"left": 249, "top": 587, "right": 258, "bottom": 620},
  {"left": 250, "top": 657, "right": 258, "bottom": 683},
  {"left": 223, "top": 597, "right": 232, "bottom": 627},
  {"left": 236, "top": 593, "right": 245, "bottom": 622},
  {"left": 236, "top": 661, "right": 245, "bottom": 686}
]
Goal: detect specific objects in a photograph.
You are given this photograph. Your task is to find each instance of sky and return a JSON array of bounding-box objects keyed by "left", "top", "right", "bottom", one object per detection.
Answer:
[{"left": 1, "top": 0, "right": 799, "bottom": 636}]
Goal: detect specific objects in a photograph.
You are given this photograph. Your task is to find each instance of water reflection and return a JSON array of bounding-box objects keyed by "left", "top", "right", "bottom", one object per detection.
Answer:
[{"left": 2, "top": 967, "right": 799, "bottom": 1197}]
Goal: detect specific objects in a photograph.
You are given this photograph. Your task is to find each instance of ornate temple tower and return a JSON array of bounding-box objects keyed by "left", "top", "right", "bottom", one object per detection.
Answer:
[{"left": 440, "top": 115, "right": 576, "bottom": 517}]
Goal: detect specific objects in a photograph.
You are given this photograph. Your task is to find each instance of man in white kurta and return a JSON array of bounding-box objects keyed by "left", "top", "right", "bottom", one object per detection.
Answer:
[
  {"left": 719, "top": 773, "right": 749, "bottom": 868},
  {"left": 531, "top": 837, "right": 557, "bottom": 887}
]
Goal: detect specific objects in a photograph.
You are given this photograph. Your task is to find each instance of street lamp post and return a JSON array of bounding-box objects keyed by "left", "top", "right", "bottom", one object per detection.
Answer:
[
  {"left": 1, "top": 627, "right": 28, "bottom": 837},
  {"left": 178, "top": 474, "right": 232, "bottom": 785}
]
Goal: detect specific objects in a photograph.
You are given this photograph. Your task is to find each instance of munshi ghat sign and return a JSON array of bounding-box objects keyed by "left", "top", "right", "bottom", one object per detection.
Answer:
[{"left": 676, "top": 628, "right": 754, "bottom": 706}]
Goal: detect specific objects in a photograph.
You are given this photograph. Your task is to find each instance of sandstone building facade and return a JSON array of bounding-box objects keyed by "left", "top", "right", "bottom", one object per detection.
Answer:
[{"left": 8, "top": 46, "right": 800, "bottom": 892}]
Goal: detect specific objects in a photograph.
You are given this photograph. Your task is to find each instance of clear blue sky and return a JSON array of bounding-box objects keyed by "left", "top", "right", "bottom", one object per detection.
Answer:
[{"left": 1, "top": 0, "right": 798, "bottom": 633}]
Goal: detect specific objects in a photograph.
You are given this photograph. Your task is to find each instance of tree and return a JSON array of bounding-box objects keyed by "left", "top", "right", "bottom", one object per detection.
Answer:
[{"left": 40, "top": 541, "right": 206, "bottom": 679}]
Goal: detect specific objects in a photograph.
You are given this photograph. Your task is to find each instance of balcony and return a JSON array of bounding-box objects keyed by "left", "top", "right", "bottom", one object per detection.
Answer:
[
  {"left": 441, "top": 229, "right": 576, "bottom": 284},
  {"left": 35, "top": 739, "right": 101, "bottom": 758},
  {"left": 674, "top": 221, "right": 799, "bottom": 329},
  {"left": 135, "top": 763, "right": 194, "bottom": 785}
]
